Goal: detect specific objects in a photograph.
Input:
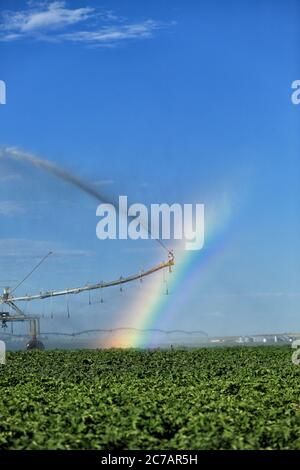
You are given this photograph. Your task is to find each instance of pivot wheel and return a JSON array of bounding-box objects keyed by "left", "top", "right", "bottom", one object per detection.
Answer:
[{"left": 26, "top": 338, "right": 45, "bottom": 350}]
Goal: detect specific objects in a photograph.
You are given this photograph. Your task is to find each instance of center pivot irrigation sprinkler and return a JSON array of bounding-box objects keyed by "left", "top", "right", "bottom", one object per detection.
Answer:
[
  {"left": 0, "top": 252, "right": 174, "bottom": 350},
  {"left": 0, "top": 147, "right": 175, "bottom": 350}
]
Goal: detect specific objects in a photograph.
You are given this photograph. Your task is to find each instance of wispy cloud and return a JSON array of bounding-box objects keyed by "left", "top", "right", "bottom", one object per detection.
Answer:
[
  {"left": 1, "top": 1, "right": 94, "bottom": 36},
  {"left": 0, "top": 1, "right": 173, "bottom": 46},
  {"left": 0, "top": 173, "right": 22, "bottom": 183},
  {"left": 0, "top": 201, "right": 25, "bottom": 216},
  {"left": 196, "top": 292, "right": 300, "bottom": 298},
  {"left": 60, "top": 20, "right": 165, "bottom": 46},
  {"left": 93, "top": 179, "right": 115, "bottom": 187},
  {"left": 0, "top": 238, "right": 93, "bottom": 258}
]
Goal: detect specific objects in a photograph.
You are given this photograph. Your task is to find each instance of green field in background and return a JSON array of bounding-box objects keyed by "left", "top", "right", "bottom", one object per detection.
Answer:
[{"left": 0, "top": 347, "right": 300, "bottom": 449}]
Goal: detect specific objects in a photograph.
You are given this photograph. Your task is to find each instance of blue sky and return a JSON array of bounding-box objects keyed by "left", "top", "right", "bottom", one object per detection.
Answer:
[{"left": 0, "top": 0, "right": 300, "bottom": 342}]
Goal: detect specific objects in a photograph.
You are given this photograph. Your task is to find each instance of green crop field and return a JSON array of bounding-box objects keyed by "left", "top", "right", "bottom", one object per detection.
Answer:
[{"left": 0, "top": 347, "right": 300, "bottom": 450}]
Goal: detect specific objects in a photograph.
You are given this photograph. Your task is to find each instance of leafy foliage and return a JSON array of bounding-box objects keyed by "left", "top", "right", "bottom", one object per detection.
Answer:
[{"left": 0, "top": 347, "right": 300, "bottom": 449}]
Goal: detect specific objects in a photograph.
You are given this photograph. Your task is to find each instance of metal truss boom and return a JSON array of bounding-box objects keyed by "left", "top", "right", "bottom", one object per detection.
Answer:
[{"left": 1, "top": 254, "right": 174, "bottom": 304}]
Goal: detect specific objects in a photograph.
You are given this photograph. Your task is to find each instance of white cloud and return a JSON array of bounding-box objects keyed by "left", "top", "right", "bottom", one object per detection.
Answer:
[
  {"left": 93, "top": 179, "right": 115, "bottom": 187},
  {"left": 1, "top": 1, "right": 94, "bottom": 34},
  {"left": 0, "top": 173, "right": 22, "bottom": 183},
  {"left": 197, "top": 292, "right": 300, "bottom": 298},
  {"left": 0, "top": 1, "right": 172, "bottom": 46},
  {"left": 0, "top": 238, "right": 93, "bottom": 258},
  {"left": 0, "top": 201, "right": 25, "bottom": 216},
  {"left": 60, "top": 20, "right": 163, "bottom": 45}
]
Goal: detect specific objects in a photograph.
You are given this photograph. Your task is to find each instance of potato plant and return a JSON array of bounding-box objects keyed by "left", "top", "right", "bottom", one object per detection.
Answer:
[{"left": 0, "top": 347, "right": 300, "bottom": 449}]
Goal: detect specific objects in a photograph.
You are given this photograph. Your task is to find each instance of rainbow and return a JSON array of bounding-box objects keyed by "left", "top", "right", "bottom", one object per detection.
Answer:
[{"left": 103, "top": 193, "right": 237, "bottom": 348}]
